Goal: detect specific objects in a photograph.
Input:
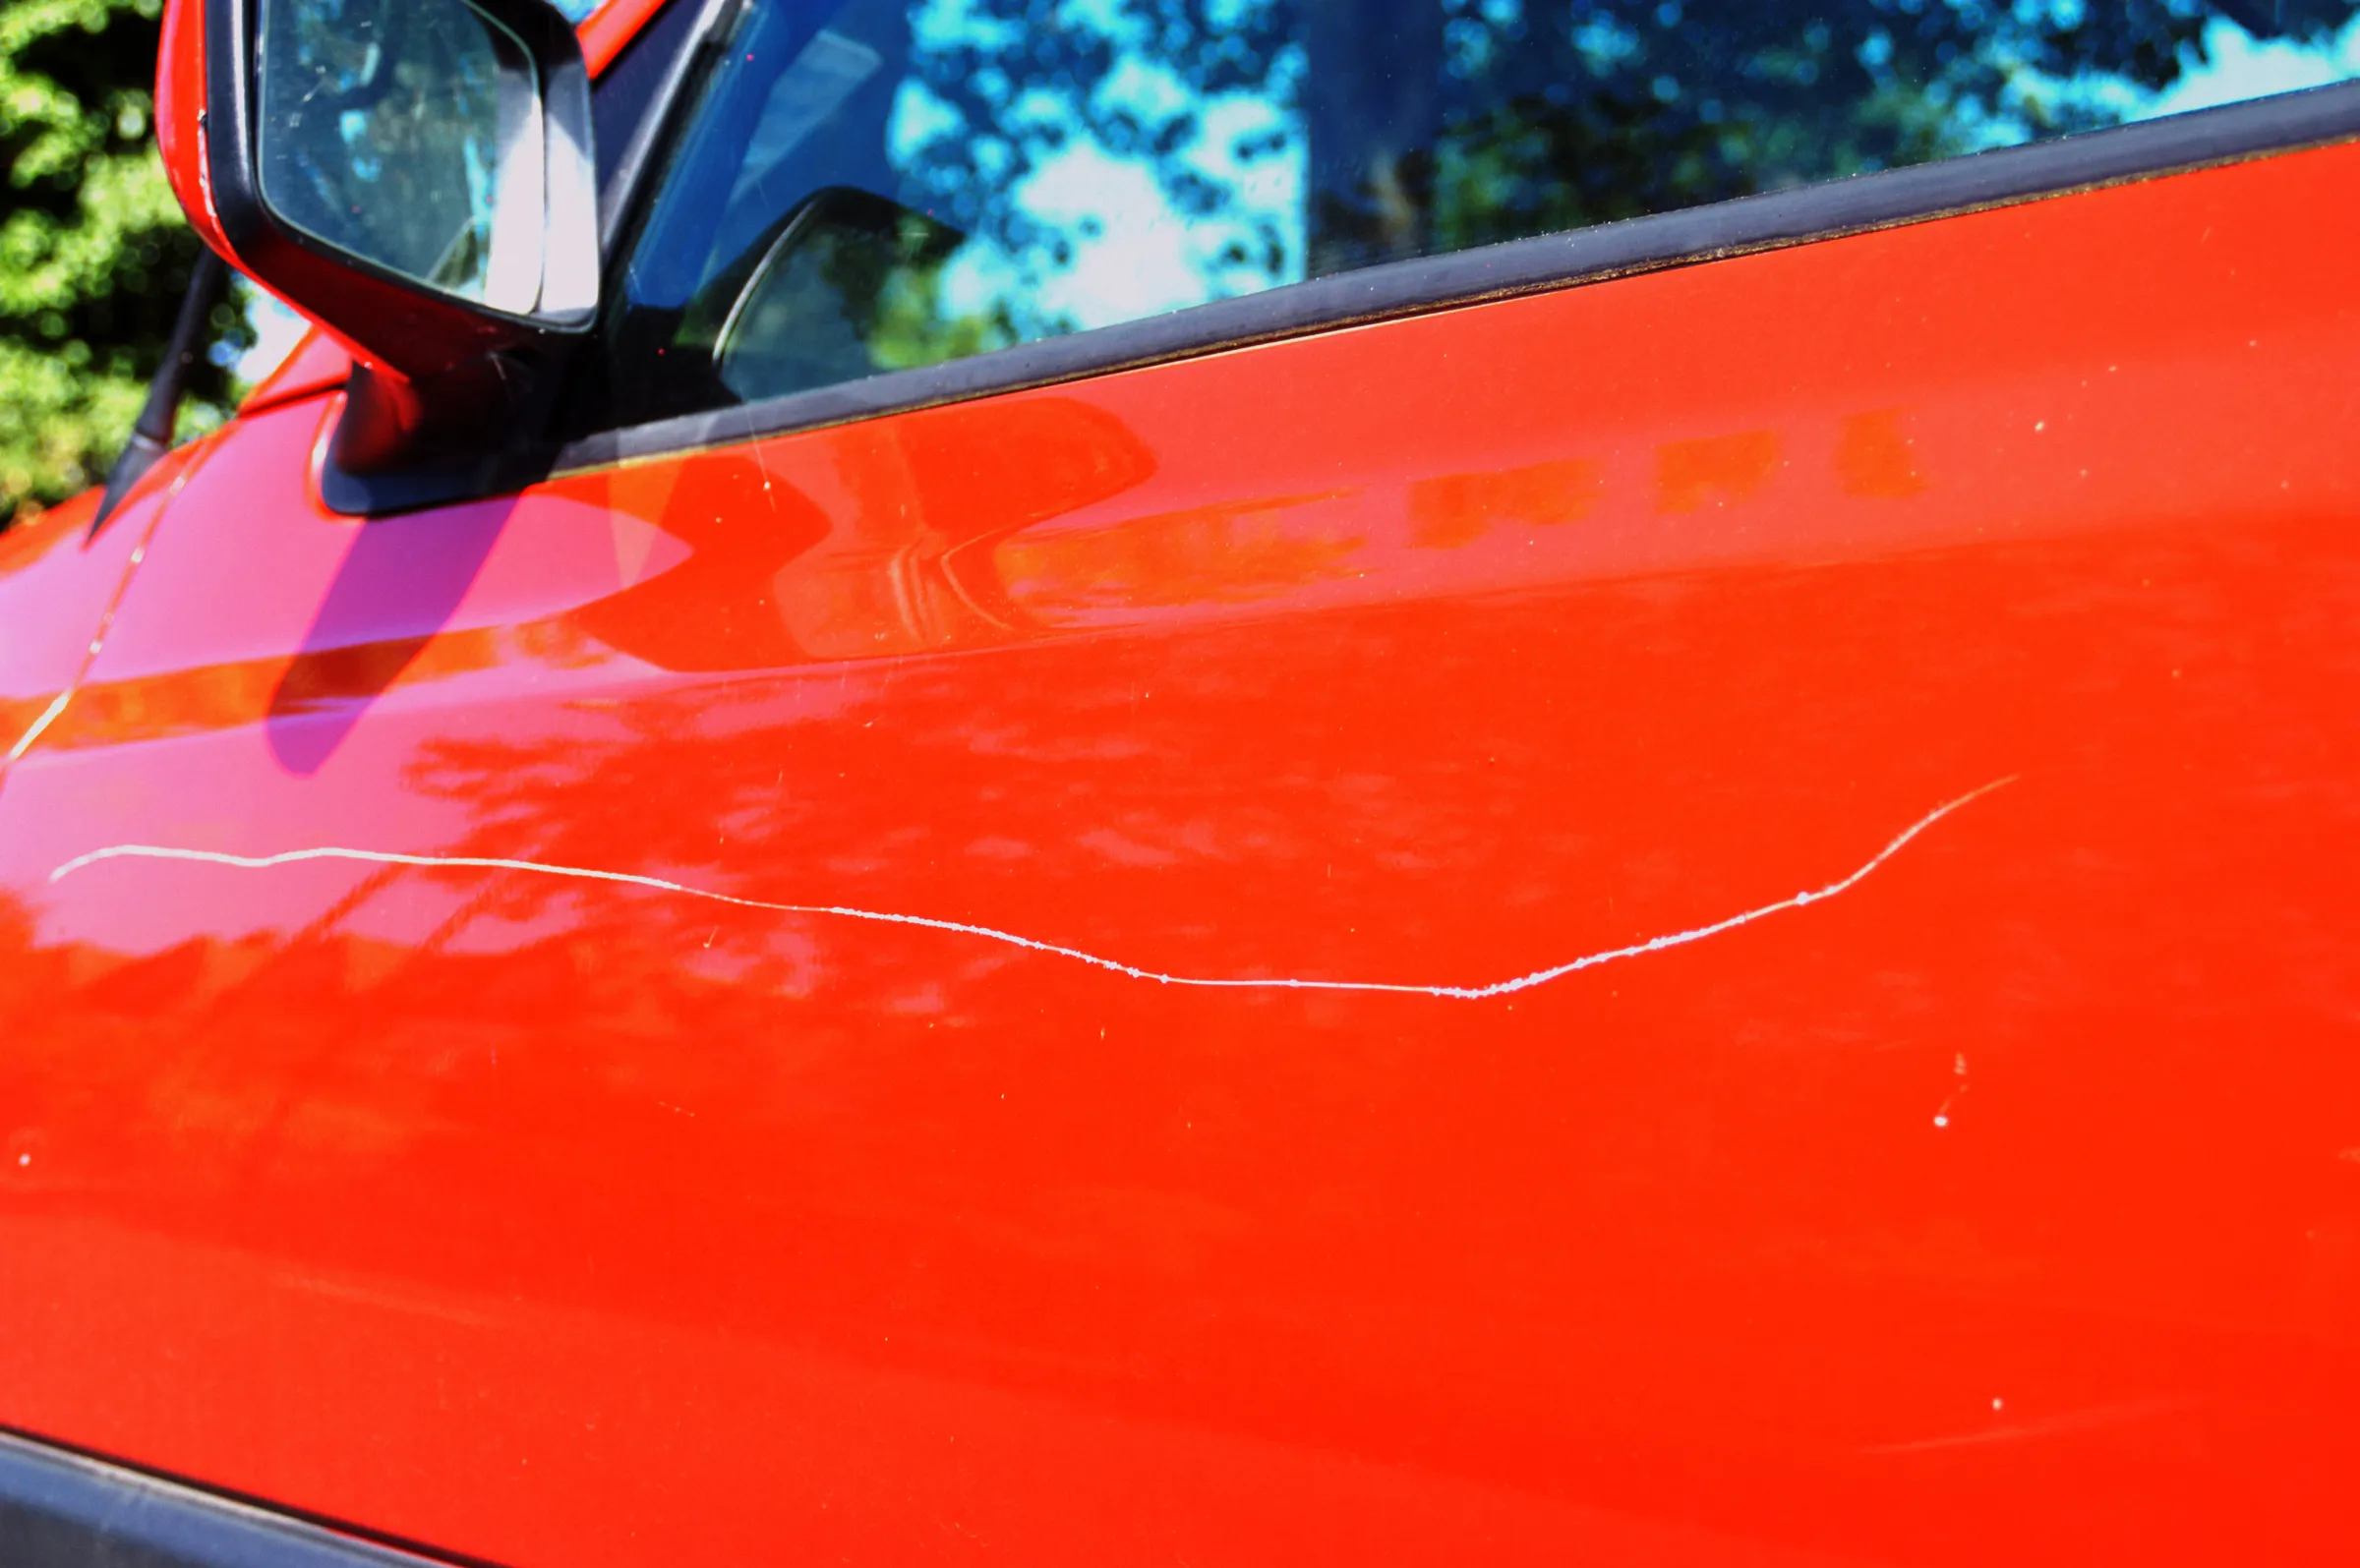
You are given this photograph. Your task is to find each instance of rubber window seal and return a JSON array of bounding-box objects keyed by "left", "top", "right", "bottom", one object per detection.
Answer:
[{"left": 555, "top": 75, "right": 2360, "bottom": 475}]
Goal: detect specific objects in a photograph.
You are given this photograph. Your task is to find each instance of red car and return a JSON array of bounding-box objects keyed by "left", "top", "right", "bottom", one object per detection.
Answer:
[{"left": 4, "top": 0, "right": 2360, "bottom": 1561}]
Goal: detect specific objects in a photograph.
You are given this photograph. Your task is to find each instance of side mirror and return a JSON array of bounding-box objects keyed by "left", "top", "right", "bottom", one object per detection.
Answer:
[{"left": 156, "top": 0, "right": 597, "bottom": 498}]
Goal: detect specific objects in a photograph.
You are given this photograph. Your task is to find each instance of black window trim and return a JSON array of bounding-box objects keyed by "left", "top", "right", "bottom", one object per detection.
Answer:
[
  {"left": 555, "top": 74, "right": 2360, "bottom": 477},
  {"left": 593, "top": 0, "right": 744, "bottom": 256},
  {"left": 0, "top": 1425, "right": 490, "bottom": 1567},
  {"left": 322, "top": 25, "right": 2360, "bottom": 517}
]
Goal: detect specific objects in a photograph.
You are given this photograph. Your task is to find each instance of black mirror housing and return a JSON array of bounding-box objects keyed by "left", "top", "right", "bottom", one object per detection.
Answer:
[
  {"left": 202, "top": 0, "right": 598, "bottom": 378},
  {"left": 167, "top": 0, "right": 598, "bottom": 499}
]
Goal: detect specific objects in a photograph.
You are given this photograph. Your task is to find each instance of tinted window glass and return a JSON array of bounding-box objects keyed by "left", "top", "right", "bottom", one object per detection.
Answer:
[{"left": 605, "top": 0, "right": 2360, "bottom": 427}]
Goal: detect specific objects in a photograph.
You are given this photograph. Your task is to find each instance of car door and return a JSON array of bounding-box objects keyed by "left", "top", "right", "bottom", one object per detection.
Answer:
[{"left": 5, "top": 2, "right": 2360, "bottom": 1564}]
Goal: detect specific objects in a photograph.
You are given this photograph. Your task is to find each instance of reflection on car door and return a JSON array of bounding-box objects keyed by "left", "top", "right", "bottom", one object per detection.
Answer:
[{"left": 5, "top": 80, "right": 2360, "bottom": 1568}]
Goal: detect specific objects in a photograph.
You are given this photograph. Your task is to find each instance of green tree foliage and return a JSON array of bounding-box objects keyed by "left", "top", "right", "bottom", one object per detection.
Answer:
[
  {"left": 1, "top": 0, "right": 246, "bottom": 523},
  {"left": 902, "top": 0, "right": 2360, "bottom": 280}
]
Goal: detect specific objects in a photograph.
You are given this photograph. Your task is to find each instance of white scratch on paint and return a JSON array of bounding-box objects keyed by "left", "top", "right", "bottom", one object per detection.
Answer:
[
  {"left": 4, "top": 437, "right": 216, "bottom": 781},
  {"left": 48, "top": 779, "right": 2015, "bottom": 1002},
  {"left": 5, "top": 690, "right": 71, "bottom": 764}
]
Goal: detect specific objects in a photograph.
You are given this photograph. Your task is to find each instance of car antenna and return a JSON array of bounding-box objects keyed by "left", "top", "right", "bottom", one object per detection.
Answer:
[{"left": 90, "top": 248, "right": 229, "bottom": 539}]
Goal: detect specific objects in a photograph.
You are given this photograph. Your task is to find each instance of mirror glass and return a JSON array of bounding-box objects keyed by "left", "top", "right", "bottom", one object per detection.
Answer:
[{"left": 256, "top": 0, "right": 546, "bottom": 312}]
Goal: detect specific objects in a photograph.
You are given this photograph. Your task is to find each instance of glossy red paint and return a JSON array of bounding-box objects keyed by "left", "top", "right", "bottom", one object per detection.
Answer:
[
  {"left": 0, "top": 440, "right": 211, "bottom": 780},
  {"left": 153, "top": 0, "right": 232, "bottom": 268},
  {"left": 4, "top": 140, "right": 2360, "bottom": 1566},
  {"left": 239, "top": 327, "right": 351, "bottom": 415}
]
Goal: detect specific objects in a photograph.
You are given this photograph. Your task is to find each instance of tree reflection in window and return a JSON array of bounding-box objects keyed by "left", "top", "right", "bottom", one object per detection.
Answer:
[{"left": 604, "top": 0, "right": 2360, "bottom": 427}]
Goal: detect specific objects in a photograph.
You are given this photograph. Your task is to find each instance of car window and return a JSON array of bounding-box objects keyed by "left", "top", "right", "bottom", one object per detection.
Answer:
[{"left": 598, "top": 0, "right": 2360, "bottom": 431}]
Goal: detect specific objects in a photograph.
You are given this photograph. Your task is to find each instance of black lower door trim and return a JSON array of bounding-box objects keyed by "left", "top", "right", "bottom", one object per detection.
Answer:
[{"left": 0, "top": 1428, "right": 475, "bottom": 1568}]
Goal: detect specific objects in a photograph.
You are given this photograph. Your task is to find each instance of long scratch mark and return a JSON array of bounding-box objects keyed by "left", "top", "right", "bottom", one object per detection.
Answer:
[
  {"left": 48, "top": 779, "right": 2014, "bottom": 1001},
  {"left": 5, "top": 437, "right": 215, "bottom": 781},
  {"left": 5, "top": 691, "right": 72, "bottom": 765}
]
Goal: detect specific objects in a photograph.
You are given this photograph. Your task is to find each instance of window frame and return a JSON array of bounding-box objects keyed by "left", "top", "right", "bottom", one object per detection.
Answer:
[{"left": 556, "top": 1, "right": 2360, "bottom": 476}]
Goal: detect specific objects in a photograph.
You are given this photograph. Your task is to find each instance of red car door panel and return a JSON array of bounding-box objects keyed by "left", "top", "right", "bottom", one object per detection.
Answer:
[
  {"left": 3, "top": 133, "right": 2360, "bottom": 1566},
  {"left": 0, "top": 448, "right": 216, "bottom": 794}
]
